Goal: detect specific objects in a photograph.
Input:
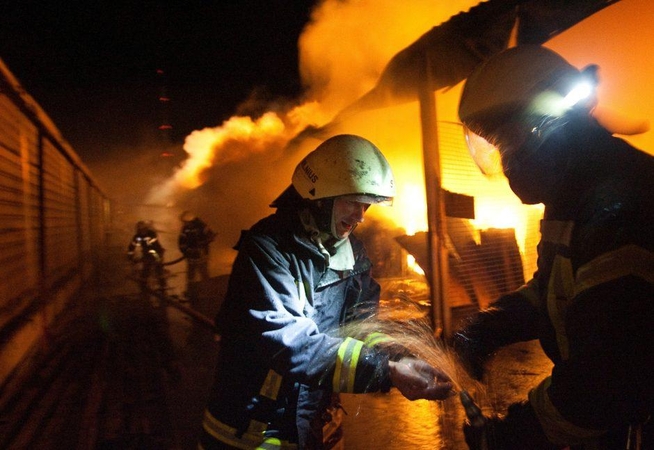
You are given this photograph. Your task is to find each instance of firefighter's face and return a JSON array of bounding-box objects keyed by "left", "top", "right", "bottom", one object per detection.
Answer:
[
  {"left": 493, "top": 116, "right": 571, "bottom": 205},
  {"left": 331, "top": 196, "right": 371, "bottom": 239}
]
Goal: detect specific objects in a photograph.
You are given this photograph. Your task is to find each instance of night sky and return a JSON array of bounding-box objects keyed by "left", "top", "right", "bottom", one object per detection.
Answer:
[{"left": 0, "top": 1, "right": 316, "bottom": 161}]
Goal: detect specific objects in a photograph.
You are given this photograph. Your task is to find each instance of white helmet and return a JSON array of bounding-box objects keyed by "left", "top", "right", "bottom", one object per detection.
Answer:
[
  {"left": 458, "top": 45, "right": 598, "bottom": 175},
  {"left": 291, "top": 134, "right": 395, "bottom": 204}
]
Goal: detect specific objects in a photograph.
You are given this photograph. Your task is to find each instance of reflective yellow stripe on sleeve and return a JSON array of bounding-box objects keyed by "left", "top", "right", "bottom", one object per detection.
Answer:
[
  {"left": 575, "top": 244, "right": 654, "bottom": 296},
  {"left": 529, "top": 377, "right": 604, "bottom": 447},
  {"left": 363, "top": 332, "right": 392, "bottom": 348},
  {"left": 333, "top": 337, "right": 364, "bottom": 393}
]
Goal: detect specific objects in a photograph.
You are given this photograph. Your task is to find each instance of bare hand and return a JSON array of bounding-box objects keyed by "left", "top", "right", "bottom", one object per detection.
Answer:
[{"left": 389, "top": 357, "right": 454, "bottom": 401}]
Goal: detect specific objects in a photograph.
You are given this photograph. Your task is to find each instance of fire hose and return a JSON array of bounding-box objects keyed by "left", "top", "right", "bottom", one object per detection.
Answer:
[
  {"left": 127, "top": 274, "right": 219, "bottom": 335},
  {"left": 163, "top": 255, "right": 186, "bottom": 266},
  {"left": 460, "top": 390, "right": 488, "bottom": 450},
  {"left": 128, "top": 255, "right": 186, "bottom": 266},
  {"left": 150, "top": 287, "right": 218, "bottom": 334}
]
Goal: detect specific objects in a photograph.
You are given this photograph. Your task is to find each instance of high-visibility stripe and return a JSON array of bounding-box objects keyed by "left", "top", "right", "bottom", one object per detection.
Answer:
[
  {"left": 296, "top": 280, "right": 308, "bottom": 309},
  {"left": 538, "top": 220, "right": 575, "bottom": 359},
  {"left": 203, "top": 409, "right": 257, "bottom": 449},
  {"left": 256, "top": 437, "right": 294, "bottom": 450},
  {"left": 529, "top": 377, "right": 605, "bottom": 447},
  {"left": 333, "top": 337, "right": 364, "bottom": 393},
  {"left": 540, "top": 220, "right": 573, "bottom": 245},
  {"left": 202, "top": 410, "right": 297, "bottom": 449},
  {"left": 575, "top": 245, "right": 654, "bottom": 296},
  {"left": 516, "top": 278, "right": 540, "bottom": 308},
  {"left": 547, "top": 254, "right": 574, "bottom": 360},
  {"left": 260, "top": 369, "right": 282, "bottom": 400},
  {"left": 364, "top": 332, "right": 392, "bottom": 348}
]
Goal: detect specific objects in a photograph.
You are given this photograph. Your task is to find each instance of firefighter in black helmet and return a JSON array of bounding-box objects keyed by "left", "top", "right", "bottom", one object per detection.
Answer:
[
  {"left": 199, "top": 134, "right": 454, "bottom": 450},
  {"left": 453, "top": 45, "right": 654, "bottom": 449},
  {"left": 178, "top": 211, "right": 215, "bottom": 283},
  {"left": 127, "top": 220, "right": 167, "bottom": 293}
]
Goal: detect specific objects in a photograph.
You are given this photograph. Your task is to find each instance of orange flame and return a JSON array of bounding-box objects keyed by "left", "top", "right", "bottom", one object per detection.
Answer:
[{"left": 177, "top": 113, "right": 286, "bottom": 190}]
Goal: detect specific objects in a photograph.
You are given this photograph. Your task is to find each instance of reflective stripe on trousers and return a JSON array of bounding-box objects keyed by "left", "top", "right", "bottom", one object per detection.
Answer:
[{"left": 201, "top": 409, "right": 297, "bottom": 450}]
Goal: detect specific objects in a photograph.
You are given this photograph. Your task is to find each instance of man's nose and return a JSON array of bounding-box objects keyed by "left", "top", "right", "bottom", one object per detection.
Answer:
[{"left": 351, "top": 204, "right": 367, "bottom": 222}]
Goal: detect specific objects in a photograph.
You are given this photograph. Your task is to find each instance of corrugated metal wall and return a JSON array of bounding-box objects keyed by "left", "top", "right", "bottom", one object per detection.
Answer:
[
  {"left": 0, "top": 58, "right": 111, "bottom": 388},
  {"left": 42, "top": 137, "right": 79, "bottom": 283}
]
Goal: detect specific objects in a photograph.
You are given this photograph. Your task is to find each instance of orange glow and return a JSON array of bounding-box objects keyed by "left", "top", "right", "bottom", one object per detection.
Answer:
[
  {"left": 394, "top": 182, "right": 427, "bottom": 236},
  {"left": 175, "top": 113, "right": 288, "bottom": 190},
  {"left": 471, "top": 201, "right": 544, "bottom": 257},
  {"left": 471, "top": 203, "right": 520, "bottom": 230},
  {"left": 407, "top": 254, "right": 425, "bottom": 276},
  {"left": 146, "top": 0, "right": 653, "bottom": 282}
]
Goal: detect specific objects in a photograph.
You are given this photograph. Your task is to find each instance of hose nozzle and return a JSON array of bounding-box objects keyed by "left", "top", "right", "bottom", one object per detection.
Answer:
[{"left": 460, "top": 390, "right": 486, "bottom": 428}]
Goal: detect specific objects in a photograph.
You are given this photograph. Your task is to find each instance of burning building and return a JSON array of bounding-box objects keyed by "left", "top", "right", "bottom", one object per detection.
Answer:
[{"left": 143, "top": 0, "right": 653, "bottom": 336}]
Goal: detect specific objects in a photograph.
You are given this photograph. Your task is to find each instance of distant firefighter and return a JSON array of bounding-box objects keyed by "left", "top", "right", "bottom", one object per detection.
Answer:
[
  {"left": 127, "top": 220, "right": 167, "bottom": 292},
  {"left": 178, "top": 211, "right": 215, "bottom": 283}
]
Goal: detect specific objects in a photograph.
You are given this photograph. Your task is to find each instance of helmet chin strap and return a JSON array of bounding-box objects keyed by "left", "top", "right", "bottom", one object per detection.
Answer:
[
  {"left": 310, "top": 199, "right": 332, "bottom": 233},
  {"left": 299, "top": 205, "right": 355, "bottom": 270}
]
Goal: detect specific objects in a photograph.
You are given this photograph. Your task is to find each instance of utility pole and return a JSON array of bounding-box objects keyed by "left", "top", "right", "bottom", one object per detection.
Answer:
[{"left": 418, "top": 56, "right": 451, "bottom": 338}]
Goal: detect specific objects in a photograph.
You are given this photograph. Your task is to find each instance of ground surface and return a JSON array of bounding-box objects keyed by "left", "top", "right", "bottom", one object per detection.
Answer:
[{"left": 0, "top": 242, "right": 552, "bottom": 449}]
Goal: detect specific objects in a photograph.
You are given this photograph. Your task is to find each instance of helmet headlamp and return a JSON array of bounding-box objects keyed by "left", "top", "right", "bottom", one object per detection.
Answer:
[{"left": 530, "top": 68, "right": 598, "bottom": 119}]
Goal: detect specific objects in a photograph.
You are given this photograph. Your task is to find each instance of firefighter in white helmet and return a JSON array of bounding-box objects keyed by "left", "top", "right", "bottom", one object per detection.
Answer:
[
  {"left": 452, "top": 45, "right": 654, "bottom": 449},
  {"left": 199, "top": 134, "right": 453, "bottom": 450}
]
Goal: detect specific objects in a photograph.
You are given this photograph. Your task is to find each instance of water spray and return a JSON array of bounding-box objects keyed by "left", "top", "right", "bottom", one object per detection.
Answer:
[{"left": 338, "top": 301, "right": 492, "bottom": 447}]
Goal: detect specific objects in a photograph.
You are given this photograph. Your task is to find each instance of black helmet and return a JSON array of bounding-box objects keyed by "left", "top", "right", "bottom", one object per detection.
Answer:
[{"left": 459, "top": 45, "right": 598, "bottom": 177}]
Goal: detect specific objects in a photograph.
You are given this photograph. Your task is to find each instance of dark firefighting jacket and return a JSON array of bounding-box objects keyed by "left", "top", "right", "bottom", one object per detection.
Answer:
[
  {"left": 201, "top": 207, "right": 393, "bottom": 449},
  {"left": 178, "top": 218, "right": 214, "bottom": 259},
  {"left": 455, "top": 124, "right": 654, "bottom": 447},
  {"left": 127, "top": 229, "right": 165, "bottom": 262}
]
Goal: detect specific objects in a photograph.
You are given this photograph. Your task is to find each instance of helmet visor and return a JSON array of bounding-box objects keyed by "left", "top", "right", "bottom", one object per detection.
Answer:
[{"left": 463, "top": 127, "right": 503, "bottom": 176}]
